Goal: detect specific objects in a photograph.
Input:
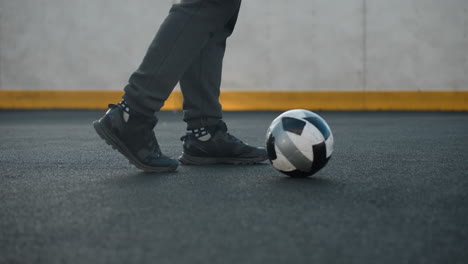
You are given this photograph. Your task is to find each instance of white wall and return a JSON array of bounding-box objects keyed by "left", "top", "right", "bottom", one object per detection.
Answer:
[{"left": 0, "top": 0, "right": 467, "bottom": 91}]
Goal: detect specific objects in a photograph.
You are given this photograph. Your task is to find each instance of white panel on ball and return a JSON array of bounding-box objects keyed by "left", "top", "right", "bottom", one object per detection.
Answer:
[
  {"left": 325, "top": 135, "right": 334, "bottom": 158},
  {"left": 272, "top": 145, "right": 296, "bottom": 172},
  {"left": 302, "top": 122, "right": 326, "bottom": 145},
  {"left": 287, "top": 132, "right": 314, "bottom": 161}
]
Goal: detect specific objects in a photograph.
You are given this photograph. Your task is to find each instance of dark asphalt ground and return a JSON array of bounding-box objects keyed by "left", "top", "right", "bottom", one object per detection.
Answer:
[{"left": 1, "top": 110, "right": 467, "bottom": 264}]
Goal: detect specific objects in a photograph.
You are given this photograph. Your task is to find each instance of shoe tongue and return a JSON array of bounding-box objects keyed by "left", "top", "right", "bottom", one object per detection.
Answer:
[{"left": 216, "top": 120, "right": 228, "bottom": 133}]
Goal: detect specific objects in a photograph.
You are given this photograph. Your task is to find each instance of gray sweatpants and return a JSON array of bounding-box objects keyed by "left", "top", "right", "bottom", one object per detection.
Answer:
[{"left": 123, "top": 0, "right": 242, "bottom": 129}]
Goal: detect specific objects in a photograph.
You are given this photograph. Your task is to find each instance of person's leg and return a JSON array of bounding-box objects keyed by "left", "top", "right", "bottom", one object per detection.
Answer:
[
  {"left": 177, "top": 3, "right": 268, "bottom": 165},
  {"left": 123, "top": 0, "right": 242, "bottom": 117},
  {"left": 94, "top": 0, "right": 241, "bottom": 172},
  {"left": 179, "top": 3, "right": 241, "bottom": 129}
]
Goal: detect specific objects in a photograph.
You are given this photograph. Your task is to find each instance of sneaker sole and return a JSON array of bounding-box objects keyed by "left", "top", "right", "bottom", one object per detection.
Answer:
[
  {"left": 93, "top": 120, "right": 178, "bottom": 173},
  {"left": 178, "top": 152, "right": 267, "bottom": 165}
]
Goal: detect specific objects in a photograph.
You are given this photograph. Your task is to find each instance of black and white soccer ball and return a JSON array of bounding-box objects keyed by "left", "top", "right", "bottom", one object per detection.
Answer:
[{"left": 265, "top": 109, "right": 334, "bottom": 177}]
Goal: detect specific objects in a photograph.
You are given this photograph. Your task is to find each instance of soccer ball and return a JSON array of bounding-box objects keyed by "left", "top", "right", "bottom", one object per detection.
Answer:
[{"left": 265, "top": 109, "right": 334, "bottom": 177}]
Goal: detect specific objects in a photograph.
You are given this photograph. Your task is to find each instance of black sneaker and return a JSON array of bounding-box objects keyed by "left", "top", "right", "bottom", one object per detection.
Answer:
[
  {"left": 93, "top": 103, "right": 178, "bottom": 172},
  {"left": 178, "top": 120, "right": 268, "bottom": 165}
]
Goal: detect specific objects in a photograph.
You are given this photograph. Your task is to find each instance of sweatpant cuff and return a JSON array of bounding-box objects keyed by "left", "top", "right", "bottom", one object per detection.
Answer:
[
  {"left": 122, "top": 94, "right": 155, "bottom": 118},
  {"left": 185, "top": 117, "right": 222, "bottom": 129}
]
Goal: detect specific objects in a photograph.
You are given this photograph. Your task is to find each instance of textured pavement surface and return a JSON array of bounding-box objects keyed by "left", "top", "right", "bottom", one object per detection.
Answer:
[{"left": 1, "top": 110, "right": 467, "bottom": 264}]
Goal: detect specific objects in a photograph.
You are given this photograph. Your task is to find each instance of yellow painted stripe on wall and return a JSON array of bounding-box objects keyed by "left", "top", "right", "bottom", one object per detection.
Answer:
[{"left": 0, "top": 90, "right": 467, "bottom": 111}]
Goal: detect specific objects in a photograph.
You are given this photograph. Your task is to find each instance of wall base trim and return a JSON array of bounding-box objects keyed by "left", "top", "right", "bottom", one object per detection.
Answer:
[{"left": 0, "top": 90, "right": 467, "bottom": 111}]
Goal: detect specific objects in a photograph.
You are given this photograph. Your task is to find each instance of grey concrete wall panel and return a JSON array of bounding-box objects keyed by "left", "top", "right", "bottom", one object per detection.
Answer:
[
  {"left": 224, "top": 0, "right": 363, "bottom": 91},
  {"left": 0, "top": 0, "right": 173, "bottom": 90},
  {"left": 366, "top": 0, "right": 468, "bottom": 91},
  {"left": 0, "top": 0, "right": 467, "bottom": 91}
]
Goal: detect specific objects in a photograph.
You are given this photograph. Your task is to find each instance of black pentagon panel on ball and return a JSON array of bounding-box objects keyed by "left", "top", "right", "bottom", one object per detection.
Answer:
[
  {"left": 266, "top": 134, "right": 277, "bottom": 161},
  {"left": 310, "top": 141, "right": 329, "bottom": 175},
  {"left": 281, "top": 117, "right": 306, "bottom": 135},
  {"left": 303, "top": 116, "right": 331, "bottom": 139}
]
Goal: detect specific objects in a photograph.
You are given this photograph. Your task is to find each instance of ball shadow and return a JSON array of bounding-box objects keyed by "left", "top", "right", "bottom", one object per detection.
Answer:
[{"left": 270, "top": 174, "right": 344, "bottom": 194}]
